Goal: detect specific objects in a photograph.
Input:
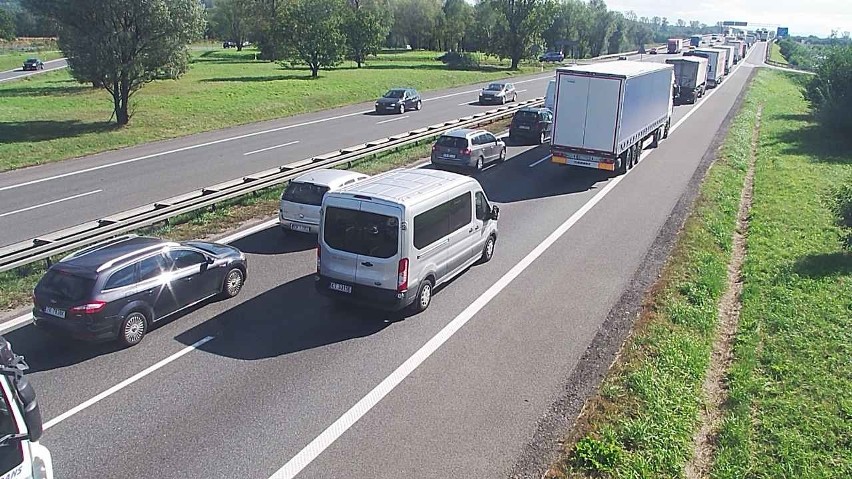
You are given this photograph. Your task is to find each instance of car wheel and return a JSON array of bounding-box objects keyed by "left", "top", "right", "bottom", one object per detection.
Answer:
[
  {"left": 480, "top": 235, "right": 496, "bottom": 263},
  {"left": 415, "top": 100, "right": 422, "bottom": 111},
  {"left": 398, "top": 104, "right": 405, "bottom": 114},
  {"left": 475, "top": 156, "right": 484, "bottom": 172},
  {"left": 539, "top": 132, "right": 546, "bottom": 144},
  {"left": 513, "top": 93, "right": 518, "bottom": 102},
  {"left": 221, "top": 267, "right": 244, "bottom": 299},
  {"left": 411, "top": 279, "right": 434, "bottom": 313},
  {"left": 499, "top": 147, "right": 507, "bottom": 162},
  {"left": 119, "top": 311, "right": 148, "bottom": 347},
  {"left": 500, "top": 96, "right": 506, "bottom": 105}
]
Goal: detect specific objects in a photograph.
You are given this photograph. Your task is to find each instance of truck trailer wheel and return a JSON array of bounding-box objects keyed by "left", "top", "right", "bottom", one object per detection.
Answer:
[
  {"left": 663, "top": 119, "right": 671, "bottom": 139},
  {"left": 651, "top": 129, "right": 660, "bottom": 148},
  {"left": 617, "top": 150, "right": 629, "bottom": 175}
]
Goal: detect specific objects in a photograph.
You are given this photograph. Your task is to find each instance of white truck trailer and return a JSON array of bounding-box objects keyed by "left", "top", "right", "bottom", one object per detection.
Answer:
[
  {"left": 666, "top": 57, "right": 708, "bottom": 104},
  {"left": 550, "top": 61, "right": 673, "bottom": 175},
  {"left": 725, "top": 40, "right": 745, "bottom": 63},
  {"left": 667, "top": 38, "right": 684, "bottom": 54},
  {"left": 0, "top": 336, "right": 53, "bottom": 479},
  {"left": 693, "top": 48, "right": 727, "bottom": 87}
]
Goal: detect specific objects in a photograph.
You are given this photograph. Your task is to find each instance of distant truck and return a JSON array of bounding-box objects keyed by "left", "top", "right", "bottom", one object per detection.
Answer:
[
  {"left": 693, "top": 48, "right": 727, "bottom": 88},
  {"left": 712, "top": 45, "right": 735, "bottom": 73},
  {"left": 0, "top": 336, "right": 54, "bottom": 479},
  {"left": 690, "top": 35, "right": 702, "bottom": 47},
  {"left": 725, "top": 40, "right": 745, "bottom": 63},
  {"left": 667, "top": 38, "right": 684, "bottom": 54},
  {"left": 550, "top": 62, "right": 673, "bottom": 175},
  {"left": 746, "top": 34, "right": 757, "bottom": 46},
  {"left": 666, "top": 57, "right": 708, "bottom": 104}
]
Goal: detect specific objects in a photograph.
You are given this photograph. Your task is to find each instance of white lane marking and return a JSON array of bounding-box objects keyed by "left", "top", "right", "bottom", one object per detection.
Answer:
[
  {"left": 43, "top": 335, "right": 215, "bottom": 430},
  {"left": 0, "top": 313, "right": 33, "bottom": 335},
  {"left": 528, "top": 155, "right": 552, "bottom": 168},
  {"left": 0, "top": 190, "right": 102, "bottom": 218},
  {"left": 269, "top": 153, "right": 634, "bottom": 479},
  {"left": 0, "top": 63, "right": 68, "bottom": 83},
  {"left": 216, "top": 219, "right": 278, "bottom": 244},
  {"left": 267, "top": 50, "right": 755, "bottom": 479},
  {"left": 243, "top": 140, "right": 300, "bottom": 156},
  {"left": 376, "top": 116, "right": 409, "bottom": 125},
  {"left": 516, "top": 89, "right": 528, "bottom": 94},
  {"left": 458, "top": 101, "right": 474, "bottom": 106},
  {"left": 0, "top": 110, "right": 372, "bottom": 192}
]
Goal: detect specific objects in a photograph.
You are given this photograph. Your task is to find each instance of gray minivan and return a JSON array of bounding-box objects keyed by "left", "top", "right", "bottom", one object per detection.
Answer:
[
  {"left": 315, "top": 169, "right": 500, "bottom": 312},
  {"left": 431, "top": 129, "right": 507, "bottom": 172}
]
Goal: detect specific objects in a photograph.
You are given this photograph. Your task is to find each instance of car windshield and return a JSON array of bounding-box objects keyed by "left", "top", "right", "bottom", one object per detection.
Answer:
[
  {"left": 324, "top": 207, "right": 399, "bottom": 259},
  {"left": 281, "top": 182, "right": 330, "bottom": 206},
  {"left": 383, "top": 90, "right": 405, "bottom": 99},
  {"left": 184, "top": 241, "right": 233, "bottom": 257},
  {"left": 435, "top": 135, "right": 468, "bottom": 149},
  {"left": 486, "top": 84, "right": 504, "bottom": 91},
  {"left": 37, "top": 269, "right": 94, "bottom": 302},
  {"left": 25, "top": 59, "right": 37, "bottom": 63}
]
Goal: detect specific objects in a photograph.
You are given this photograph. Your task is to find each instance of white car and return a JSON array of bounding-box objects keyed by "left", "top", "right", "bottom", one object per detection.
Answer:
[{"left": 279, "top": 169, "right": 369, "bottom": 235}]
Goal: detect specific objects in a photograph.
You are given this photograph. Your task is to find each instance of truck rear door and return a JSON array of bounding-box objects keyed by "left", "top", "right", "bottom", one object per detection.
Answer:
[
  {"left": 553, "top": 73, "right": 589, "bottom": 148},
  {"left": 583, "top": 77, "right": 622, "bottom": 153}
]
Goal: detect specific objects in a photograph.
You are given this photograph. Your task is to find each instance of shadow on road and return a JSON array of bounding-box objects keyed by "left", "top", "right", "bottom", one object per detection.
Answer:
[
  {"left": 229, "top": 226, "right": 315, "bottom": 255},
  {"left": 175, "top": 274, "right": 398, "bottom": 360},
  {"left": 3, "top": 324, "right": 125, "bottom": 373}
]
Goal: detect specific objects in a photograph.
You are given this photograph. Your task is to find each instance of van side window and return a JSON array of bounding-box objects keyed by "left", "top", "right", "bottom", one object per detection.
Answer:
[
  {"left": 414, "top": 193, "right": 472, "bottom": 249},
  {"left": 448, "top": 192, "right": 472, "bottom": 231},
  {"left": 475, "top": 192, "right": 490, "bottom": 221}
]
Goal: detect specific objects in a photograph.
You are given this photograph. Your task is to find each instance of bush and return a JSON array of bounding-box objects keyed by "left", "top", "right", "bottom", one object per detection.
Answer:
[
  {"left": 833, "top": 182, "right": 852, "bottom": 249},
  {"left": 806, "top": 45, "right": 852, "bottom": 132},
  {"left": 437, "top": 51, "right": 479, "bottom": 70},
  {"left": 572, "top": 436, "right": 622, "bottom": 473}
]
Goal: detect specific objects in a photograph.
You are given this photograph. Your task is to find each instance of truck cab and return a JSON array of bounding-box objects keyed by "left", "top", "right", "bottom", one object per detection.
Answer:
[{"left": 0, "top": 337, "right": 53, "bottom": 479}]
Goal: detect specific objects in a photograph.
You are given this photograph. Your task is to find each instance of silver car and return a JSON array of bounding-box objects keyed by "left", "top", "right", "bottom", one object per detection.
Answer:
[
  {"left": 279, "top": 169, "right": 369, "bottom": 235},
  {"left": 479, "top": 82, "right": 517, "bottom": 105},
  {"left": 430, "top": 129, "right": 507, "bottom": 172}
]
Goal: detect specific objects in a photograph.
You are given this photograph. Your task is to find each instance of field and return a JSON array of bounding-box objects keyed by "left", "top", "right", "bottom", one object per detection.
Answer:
[
  {"left": 548, "top": 69, "right": 851, "bottom": 478},
  {"left": 0, "top": 48, "right": 534, "bottom": 171},
  {"left": 769, "top": 42, "right": 789, "bottom": 65}
]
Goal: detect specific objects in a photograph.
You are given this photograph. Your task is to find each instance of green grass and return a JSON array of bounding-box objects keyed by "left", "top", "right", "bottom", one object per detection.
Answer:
[
  {"left": 0, "top": 50, "right": 64, "bottom": 72},
  {"left": 549, "top": 64, "right": 761, "bottom": 479},
  {"left": 769, "top": 42, "right": 790, "bottom": 65},
  {"left": 0, "top": 48, "right": 535, "bottom": 172},
  {"left": 712, "top": 70, "right": 852, "bottom": 479},
  {"left": 0, "top": 118, "right": 509, "bottom": 314}
]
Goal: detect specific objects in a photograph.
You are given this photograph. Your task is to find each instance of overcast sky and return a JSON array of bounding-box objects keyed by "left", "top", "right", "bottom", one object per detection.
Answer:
[{"left": 605, "top": 0, "right": 852, "bottom": 38}]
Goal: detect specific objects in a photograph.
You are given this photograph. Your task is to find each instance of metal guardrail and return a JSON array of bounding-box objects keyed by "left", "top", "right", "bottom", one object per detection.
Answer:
[{"left": 0, "top": 98, "right": 543, "bottom": 273}]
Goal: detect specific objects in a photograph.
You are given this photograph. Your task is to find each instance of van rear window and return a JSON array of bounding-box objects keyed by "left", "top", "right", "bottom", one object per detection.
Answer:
[
  {"left": 37, "top": 270, "right": 94, "bottom": 302},
  {"left": 324, "top": 207, "right": 399, "bottom": 258},
  {"left": 282, "top": 182, "right": 330, "bottom": 206}
]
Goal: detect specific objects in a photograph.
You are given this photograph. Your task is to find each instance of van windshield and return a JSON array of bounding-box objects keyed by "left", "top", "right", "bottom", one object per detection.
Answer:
[
  {"left": 324, "top": 207, "right": 399, "bottom": 259},
  {"left": 282, "top": 182, "right": 330, "bottom": 206}
]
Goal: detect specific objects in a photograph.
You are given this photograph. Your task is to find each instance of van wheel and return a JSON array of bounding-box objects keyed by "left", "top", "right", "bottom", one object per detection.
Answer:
[
  {"left": 411, "top": 279, "right": 434, "bottom": 313},
  {"left": 221, "top": 268, "right": 244, "bottom": 299},
  {"left": 480, "top": 235, "right": 496, "bottom": 263},
  {"left": 119, "top": 311, "right": 148, "bottom": 347}
]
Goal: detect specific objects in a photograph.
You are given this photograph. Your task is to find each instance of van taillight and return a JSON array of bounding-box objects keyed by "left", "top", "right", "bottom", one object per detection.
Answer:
[
  {"left": 397, "top": 258, "right": 409, "bottom": 292},
  {"left": 70, "top": 301, "right": 107, "bottom": 314},
  {"left": 316, "top": 246, "right": 321, "bottom": 273}
]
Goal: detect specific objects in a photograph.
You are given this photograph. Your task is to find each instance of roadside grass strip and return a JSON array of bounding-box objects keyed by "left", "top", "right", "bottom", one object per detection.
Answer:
[
  {"left": 546, "top": 72, "right": 761, "bottom": 477},
  {"left": 768, "top": 43, "right": 790, "bottom": 66},
  {"left": 711, "top": 70, "right": 852, "bottom": 479}
]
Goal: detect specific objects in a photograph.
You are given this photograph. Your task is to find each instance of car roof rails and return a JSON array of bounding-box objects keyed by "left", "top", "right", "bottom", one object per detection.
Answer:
[
  {"left": 95, "top": 241, "right": 178, "bottom": 272},
  {"left": 60, "top": 234, "right": 140, "bottom": 263}
]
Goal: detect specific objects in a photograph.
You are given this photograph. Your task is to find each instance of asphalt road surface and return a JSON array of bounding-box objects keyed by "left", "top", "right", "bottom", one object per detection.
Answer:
[
  {"left": 0, "top": 50, "right": 661, "bottom": 248},
  {"left": 0, "top": 58, "right": 68, "bottom": 83},
  {"left": 3, "top": 44, "right": 766, "bottom": 479}
]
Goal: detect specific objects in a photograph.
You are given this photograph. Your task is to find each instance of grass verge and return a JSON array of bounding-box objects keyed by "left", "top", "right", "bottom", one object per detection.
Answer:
[
  {"left": 0, "top": 119, "right": 510, "bottom": 315},
  {"left": 711, "top": 70, "right": 852, "bottom": 479},
  {"left": 0, "top": 48, "right": 535, "bottom": 171},
  {"left": 545, "top": 71, "right": 762, "bottom": 477},
  {"left": 769, "top": 42, "right": 790, "bottom": 66}
]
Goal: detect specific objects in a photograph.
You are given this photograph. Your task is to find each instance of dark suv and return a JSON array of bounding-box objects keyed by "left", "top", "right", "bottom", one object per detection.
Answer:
[
  {"left": 509, "top": 107, "right": 553, "bottom": 144},
  {"left": 32, "top": 235, "right": 247, "bottom": 346}
]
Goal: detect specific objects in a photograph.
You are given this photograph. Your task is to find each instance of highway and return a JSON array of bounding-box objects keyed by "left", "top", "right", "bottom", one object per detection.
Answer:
[
  {"left": 2, "top": 43, "right": 765, "bottom": 479},
  {"left": 0, "top": 58, "right": 68, "bottom": 83}
]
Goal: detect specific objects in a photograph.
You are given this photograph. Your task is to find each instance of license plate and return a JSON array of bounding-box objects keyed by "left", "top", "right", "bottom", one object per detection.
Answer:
[
  {"left": 519, "top": 125, "right": 530, "bottom": 130},
  {"left": 568, "top": 153, "right": 595, "bottom": 162},
  {"left": 44, "top": 306, "right": 66, "bottom": 318},
  {"left": 290, "top": 224, "right": 310, "bottom": 233},
  {"left": 329, "top": 282, "right": 352, "bottom": 294},
  {"left": 442, "top": 153, "right": 456, "bottom": 159}
]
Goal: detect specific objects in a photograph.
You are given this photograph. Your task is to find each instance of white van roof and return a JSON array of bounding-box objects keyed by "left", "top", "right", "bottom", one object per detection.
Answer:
[{"left": 334, "top": 168, "right": 476, "bottom": 207}]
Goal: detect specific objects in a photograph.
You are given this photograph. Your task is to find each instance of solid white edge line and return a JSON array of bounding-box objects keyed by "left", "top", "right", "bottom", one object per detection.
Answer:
[
  {"left": 376, "top": 116, "right": 409, "bottom": 125},
  {"left": 43, "top": 335, "right": 215, "bottom": 430},
  {"left": 267, "top": 49, "right": 761, "bottom": 479},
  {"left": 269, "top": 151, "right": 632, "bottom": 479},
  {"left": 216, "top": 219, "right": 280, "bottom": 245},
  {"left": 0, "top": 313, "right": 33, "bottom": 336},
  {"left": 243, "top": 140, "right": 300, "bottom": 156},
  {"left": 0, "top": 190, "right": 103, "bottom": 219}
]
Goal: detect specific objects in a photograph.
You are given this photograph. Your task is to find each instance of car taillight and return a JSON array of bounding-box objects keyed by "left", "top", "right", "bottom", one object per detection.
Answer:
[
  {"left": 316, "top": 245, "right": 321, "bottom": 273},
  {"left": 70, "top": 301, "right": 107, "bottom": 314},
  {"left": 397, "top": 258, "right": 409, "bottom": 292},
  {"left": 461, "top": 148, "right": 471, "bottom": 156}
]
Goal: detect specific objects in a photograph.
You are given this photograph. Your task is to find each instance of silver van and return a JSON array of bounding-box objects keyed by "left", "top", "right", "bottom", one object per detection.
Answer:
[
  {"left": 279, "top": 169, "right": 369, "bottom": 235},
  {"left": 316, "top": 169, "right": 500, "bottom": 312}
]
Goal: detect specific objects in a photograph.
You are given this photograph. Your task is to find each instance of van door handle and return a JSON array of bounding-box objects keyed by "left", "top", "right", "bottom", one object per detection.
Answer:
[
  {"left": 469, "top": 228, "right": 474, "bottom": 233},
  {"left": 361, "top": 261, "right": 374, "bottom": 267}
]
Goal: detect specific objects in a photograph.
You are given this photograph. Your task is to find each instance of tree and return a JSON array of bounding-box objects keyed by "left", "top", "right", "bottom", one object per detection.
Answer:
[
  {"left": 210, "top": 0, "right": 253, "bottom": 51},
  {"left": 806, "top": 45, "right": 852, "bottom": 131},
  {"left": 490, "top": 0, "right": 545, "bottom": 69},
  {"left": 24, "top": 0, "right": 204, "bottom": 126},
  {"left": 390, "top": 0, "right": 442, "bottom": 50},
  {"left": 278, "top": 0, "right": 346, "bottom": 77},
  {"left": 342, "top": 0, "right": 388, "bottom": 68},
  {"left": 0, "top": 7, "right": 14, "bottom": 40},
  {"left": 467, "top": 0, "right": 502, "bottom": 54},
  {"left": 440, "top": 0, "right": 472, "bottom": 51}
]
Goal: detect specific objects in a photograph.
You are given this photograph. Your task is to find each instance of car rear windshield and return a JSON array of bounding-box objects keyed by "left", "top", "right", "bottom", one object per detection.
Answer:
[
  {"left": 282, "top": 182, "right": 330, "bottom": 206},
  {"left": 324, "top": 207, "right": 399, "bottom": 259},
  {"left": 435, "top": 136, "right": 468, "bottom": 149},
  {"left": 515, "top": 111, "right": 539, "bottom": 121},
  {"left": 37, "top": 270, "right": 94, "bottom": 302}
]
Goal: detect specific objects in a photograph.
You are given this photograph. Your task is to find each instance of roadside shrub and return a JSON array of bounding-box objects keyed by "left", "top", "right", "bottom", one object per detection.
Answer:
[
  {"left": 437, "top": 51, "right": 479, "bottom": 70},
  {"left": 805, "top": 45, "right": 852, "bottom": 132},
  {"left": 572, "top": 436, "right": 622, "bottom": 473},
  {"left": 833, "top": 182, "right": 852, "bottom": 249}
]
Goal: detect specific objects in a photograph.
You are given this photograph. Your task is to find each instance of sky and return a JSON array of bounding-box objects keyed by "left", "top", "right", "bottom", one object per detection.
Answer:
[{"left": 605, "top": 0, "right": 852, "bottom": 38}]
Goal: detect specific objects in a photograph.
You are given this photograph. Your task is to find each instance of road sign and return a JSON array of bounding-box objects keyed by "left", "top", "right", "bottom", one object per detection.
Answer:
[
  {"left": 722, "top": 21, "right": 748, "bottom": 27},
  {"left": 777, "top": 27, "right": 789, "bottom": 38}
]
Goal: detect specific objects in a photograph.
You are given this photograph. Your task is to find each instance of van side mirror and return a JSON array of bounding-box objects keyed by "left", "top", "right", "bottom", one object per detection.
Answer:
[
  {"left": 490, "top": 205, "right": 500, "bottom": 220},
  {"left": 15, "top": 376, "right": 43, "bottom": 442}
]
